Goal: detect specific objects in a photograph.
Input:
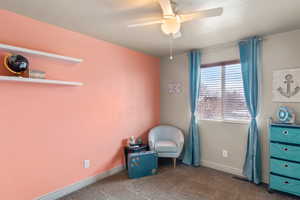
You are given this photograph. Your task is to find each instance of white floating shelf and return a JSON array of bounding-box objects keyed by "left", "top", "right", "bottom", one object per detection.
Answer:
[
  {"left": 0, "top": 43, "right": 83, "bottom": 63},
  {"left": 0, "top": 76, "right": 83, "bottom": 86}
]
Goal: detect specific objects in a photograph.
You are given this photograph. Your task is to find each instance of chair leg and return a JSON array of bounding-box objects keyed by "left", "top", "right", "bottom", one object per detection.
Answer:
[{"left": 172, "top": 158, "right": 176, "bottom": 168}]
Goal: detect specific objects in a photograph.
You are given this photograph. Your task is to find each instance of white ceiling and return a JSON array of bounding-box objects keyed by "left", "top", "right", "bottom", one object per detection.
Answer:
[{"left": 1, "top": 0, "right": 300, "bottom": 56}]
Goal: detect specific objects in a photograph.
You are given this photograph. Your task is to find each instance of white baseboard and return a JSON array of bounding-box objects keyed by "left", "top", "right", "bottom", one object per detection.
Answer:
[
  {"left": 34, "top": 165, "right": 125, "bottom": 200},
  {"left": 201, "top": 160, "right": 271, "bottom": 184},
  {"left": 201, "top": 160, "right": 244, "bottom": 177}
]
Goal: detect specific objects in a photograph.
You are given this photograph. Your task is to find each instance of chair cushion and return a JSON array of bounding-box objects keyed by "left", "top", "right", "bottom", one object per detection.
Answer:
[{"left": 155, "top": 141, "right": 178, "bottom": 153}]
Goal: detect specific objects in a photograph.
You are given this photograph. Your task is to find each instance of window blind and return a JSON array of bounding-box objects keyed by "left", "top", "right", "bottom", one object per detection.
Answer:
[
  {"left": 198, "top": 66, "right": 222, "bottom": 120},
  {"left": 198, "top": 62, "right": 249, "bottom": 121},
  {"left": 223, "top": 64, "right": 249, "bottom": 121}
]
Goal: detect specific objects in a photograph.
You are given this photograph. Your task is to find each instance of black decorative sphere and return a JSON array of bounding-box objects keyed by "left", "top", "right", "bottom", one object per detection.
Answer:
[{"left": 4, "top": 54, "right": 29, "bottom": 74}]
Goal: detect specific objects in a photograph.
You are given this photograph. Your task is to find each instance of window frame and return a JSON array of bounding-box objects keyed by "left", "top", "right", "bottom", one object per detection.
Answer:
[{"left": 198, "top": 59, "right": 250, "bottom": 124}]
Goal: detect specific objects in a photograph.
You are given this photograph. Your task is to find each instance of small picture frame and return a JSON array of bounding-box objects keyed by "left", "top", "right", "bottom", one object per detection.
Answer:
[{"left": 168, "top": 82, "right": 182, "bottom": 94}]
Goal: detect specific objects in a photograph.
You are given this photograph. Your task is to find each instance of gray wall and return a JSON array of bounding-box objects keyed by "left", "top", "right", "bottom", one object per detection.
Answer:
[{"left": 160, "top": 29, "right": 300, "bottom": 182}]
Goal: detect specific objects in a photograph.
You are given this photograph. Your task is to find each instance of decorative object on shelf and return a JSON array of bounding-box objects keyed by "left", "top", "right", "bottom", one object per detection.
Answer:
[
  {"left": 0, "top": 43, "right": 83, "bottom": 63},
  {"left": 276, "top": 106, "right": 295, "bottom": 124},
  {"left": 136, "top": 137, "right": 143, "bottom": 145},
  {"left": 168, "top": 82, "right": 182, "bottom": 94},
  {"left": 3, "top": 54, "right": 29, "bottom": 75},
  {"left": 0, "top": 43, "right": 83, "bottom": 86},
  {"left": 273, "top": 68, "right": 300, "bottom": 102},
  {"left": 128, "top": 136, "right": 136, "bottom": 146},
  {"left": 29, "top": 69, "right": 46, "bottom": 79}
]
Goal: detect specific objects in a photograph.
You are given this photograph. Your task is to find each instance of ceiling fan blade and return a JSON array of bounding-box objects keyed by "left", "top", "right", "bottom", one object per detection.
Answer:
[
  {"left": 179, "top": 7, "right": 223, "bottom": 23},
  {"left": 158, "top": 0, "right": 175, "bottom": 18},
  {"left": 172, "top": 31, "right": 182, "bottom": 39},
  {"left": 128, "top": 20, "right": 164, "bottom": 27}
]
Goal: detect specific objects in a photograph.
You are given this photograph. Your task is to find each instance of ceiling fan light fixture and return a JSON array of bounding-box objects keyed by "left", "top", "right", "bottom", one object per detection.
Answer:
[
  {"left": 163, "top": 15, "right": 175, "bottom": 19},
  {"left": 127, "top": 0, "right": 224, "bottom": 61},
  {"left": 161, "top": 19, "right": 180, "bottom": 35}
]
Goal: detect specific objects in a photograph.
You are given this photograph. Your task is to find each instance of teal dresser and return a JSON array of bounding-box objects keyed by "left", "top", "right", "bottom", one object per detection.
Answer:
[{"left": 269, "top": 123, "right": 300, "bottom": 196}]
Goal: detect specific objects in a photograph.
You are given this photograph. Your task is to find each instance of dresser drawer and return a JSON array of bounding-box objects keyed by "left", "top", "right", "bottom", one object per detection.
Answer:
[
  {"left": 270, "top": 126, "right": 300, "bottom": 144},
  {"left": 270, "top": 159, "right": 300, "bottom": 179},
  {"left": 270, "top": 175, "right": 300, "bottom": 196},
  {"left": 270, "top": 143, "right": 300, "bottom": 162}
]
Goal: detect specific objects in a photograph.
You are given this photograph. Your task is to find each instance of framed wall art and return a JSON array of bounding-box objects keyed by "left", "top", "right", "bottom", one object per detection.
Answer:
[
  {"left": 273, "top": 68, "right": 300, "bottom": 102},
  {"left": 168, "top": 82, "right": 182, "bottom": 94}
]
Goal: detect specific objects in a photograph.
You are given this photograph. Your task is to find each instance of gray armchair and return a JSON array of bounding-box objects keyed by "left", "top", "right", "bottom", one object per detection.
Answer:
[{"left": 148, "top": 125, "right": 184, "bottom": 168}]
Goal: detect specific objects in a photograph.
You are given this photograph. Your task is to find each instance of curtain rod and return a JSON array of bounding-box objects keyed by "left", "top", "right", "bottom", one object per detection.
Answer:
[
  {"left": 201, "top": 37, "right": 265, "bottom": 52},
  {"left": 239, "top": 37, "right": 264, "bottom": 42}
]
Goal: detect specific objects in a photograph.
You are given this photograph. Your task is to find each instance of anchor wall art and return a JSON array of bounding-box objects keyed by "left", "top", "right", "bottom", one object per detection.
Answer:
[{"left": 273, "top": 68, "right": 300, "bottom": 102}]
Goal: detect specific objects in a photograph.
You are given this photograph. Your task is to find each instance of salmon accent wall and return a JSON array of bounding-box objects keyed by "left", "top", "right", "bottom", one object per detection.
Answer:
[{"left": 0, "top": 10, "right": 160, "bottom": 200}]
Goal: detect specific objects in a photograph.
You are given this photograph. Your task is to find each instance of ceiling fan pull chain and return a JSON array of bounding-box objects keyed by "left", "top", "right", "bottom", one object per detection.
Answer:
[{"left": 169, "top": 35, "right": 173, "bottom": 60}]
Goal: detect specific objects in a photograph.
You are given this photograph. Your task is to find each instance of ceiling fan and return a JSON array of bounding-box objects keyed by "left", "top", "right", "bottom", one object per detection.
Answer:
[{"left": 128, "top": 0, "right": 223, "bottom": 39}]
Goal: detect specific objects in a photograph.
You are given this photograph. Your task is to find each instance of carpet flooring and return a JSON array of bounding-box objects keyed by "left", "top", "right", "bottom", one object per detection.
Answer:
[{"left": 59, "top": 164, "right": 300, "bottom": 200}]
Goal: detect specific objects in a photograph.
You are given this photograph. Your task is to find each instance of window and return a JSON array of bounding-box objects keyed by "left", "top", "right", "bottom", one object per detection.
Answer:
[{"left": 198, "top": 60, "right": 249, "bottom": 122}]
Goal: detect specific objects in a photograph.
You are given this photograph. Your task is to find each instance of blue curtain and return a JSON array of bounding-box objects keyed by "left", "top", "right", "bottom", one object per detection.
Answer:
[
  {"left": 239, "top": 36, "right": 262, "bottom": 184},
  {"left": 183, "top": 50, "right": 201, "bottom": 166}
]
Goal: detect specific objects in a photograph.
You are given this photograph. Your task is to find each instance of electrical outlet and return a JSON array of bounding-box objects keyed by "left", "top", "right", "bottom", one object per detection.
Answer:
[
  {"left": 83, "top": 160, "right": 90, "bottom": 169},
  {"left": 222, "top": 150, "right": 228, "bottom": 158}
]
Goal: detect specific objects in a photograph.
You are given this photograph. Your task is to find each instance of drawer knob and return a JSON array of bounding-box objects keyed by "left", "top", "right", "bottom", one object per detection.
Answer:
[
  {"left": 284, "top": 181, "right": 289, "bottom": 184},
  {"left": 284, "top": 148, "right": 288, "bottom": 151},
  {"left": 284, "top": 164, "right": 289, "bottom": 168},
  {"left": 283, "top": 130, "right": 288, "bottom": 135}
]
